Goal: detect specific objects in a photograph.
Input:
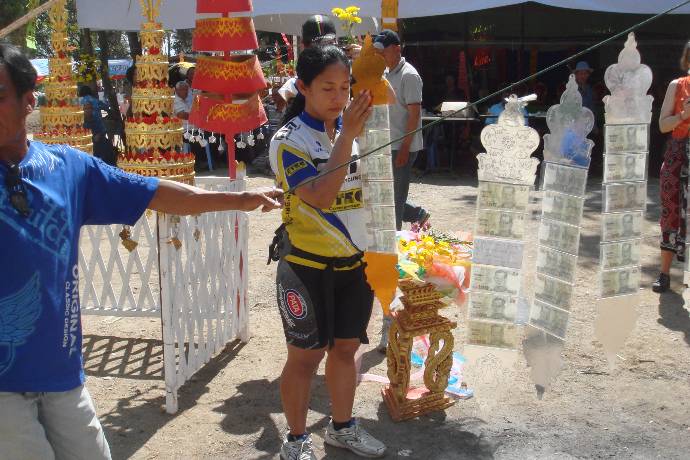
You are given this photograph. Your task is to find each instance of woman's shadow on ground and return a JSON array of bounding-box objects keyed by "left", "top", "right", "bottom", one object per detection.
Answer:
[
  {"left": 213, "top": 373, "right": 495, "bottom": 459},
  {"left": 657, "top": 290, "right": 690, "bottom": 346}
]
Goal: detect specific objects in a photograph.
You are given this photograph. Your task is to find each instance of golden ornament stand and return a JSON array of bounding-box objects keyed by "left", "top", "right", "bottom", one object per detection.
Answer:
[
  {"left": 383, "top": 279, "right": 457, "bottom": 421},
  {"left": 36, "top": 0, "right": 93, "bottom": 154},
  {"left": 119, "top": 0, "right": 195, "bottom": 184}
]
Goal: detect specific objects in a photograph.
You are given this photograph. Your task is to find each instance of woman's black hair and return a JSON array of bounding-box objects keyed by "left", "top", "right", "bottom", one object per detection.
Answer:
[
  {"left": 280, "top": 45, "right": 350, "bottom": 128},
  {"left": 0, "top": 42, "right": 37, "bottom": 98},
  {"left": 78, "top": 85, "right": 93, "bottom": 97}
]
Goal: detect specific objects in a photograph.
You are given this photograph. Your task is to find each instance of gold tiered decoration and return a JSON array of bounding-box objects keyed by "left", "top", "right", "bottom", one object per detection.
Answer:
[
  {"left": 383, "top": 279, "right": 457, "bottom": 421},
  {"left": 118, "top": 0, "right": 195, "bottom": 185},
  {"left": 34, "top": 0, "right": 92, "bottom": 153}
]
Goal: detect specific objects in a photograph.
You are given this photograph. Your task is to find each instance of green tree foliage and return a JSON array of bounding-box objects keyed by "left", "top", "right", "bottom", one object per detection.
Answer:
[
  {"left": 171, "top": 29, "right": 193, "bottom": 55},
  {"left": 0, "top": 0, "right": 33, "bottom": 54},
  {"left": 3, "top": 0, "right": 130, "bottom": 59}
]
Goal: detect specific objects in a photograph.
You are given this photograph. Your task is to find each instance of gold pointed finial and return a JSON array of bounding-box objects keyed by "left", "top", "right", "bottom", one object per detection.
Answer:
[
  {"left": 140, "top": 0, "right": 162, "bottom": 23},
  {"left": 49, "top": 0, "right": 69, "bottom": 34}
]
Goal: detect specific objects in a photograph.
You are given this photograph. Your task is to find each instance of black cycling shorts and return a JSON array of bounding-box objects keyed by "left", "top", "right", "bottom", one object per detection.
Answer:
[{"left": 276, "top": 260, "right": 374, "bottom": 349}]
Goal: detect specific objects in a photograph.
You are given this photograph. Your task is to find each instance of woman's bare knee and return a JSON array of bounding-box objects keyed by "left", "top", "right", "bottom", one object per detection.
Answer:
[
  {"left": 327, "top": 339, "right": 360, "bottom": 361},
  {"left": 285, "top": 345, "right": 326, "bottom": 373}
]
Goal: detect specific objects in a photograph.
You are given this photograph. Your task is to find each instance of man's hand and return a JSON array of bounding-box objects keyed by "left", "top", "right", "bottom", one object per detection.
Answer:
[
  {"left": 149, "top": 180, "right": 282, "bottom": 215},
  {"left": 395, "top": 143, "right": 411, "bottom": 168},
  {"left": 242, "top": 188, "right": 283, "bottom": 212}
]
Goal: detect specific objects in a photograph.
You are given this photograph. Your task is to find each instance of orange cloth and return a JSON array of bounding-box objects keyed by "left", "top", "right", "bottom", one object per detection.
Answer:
[{"left": 672, "top": 76, "right": 690, "bottom": 139}]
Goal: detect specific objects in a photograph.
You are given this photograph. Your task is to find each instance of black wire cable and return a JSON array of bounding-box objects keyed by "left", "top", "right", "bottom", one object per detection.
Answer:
[{"left": 285, "top": 0, "right": 690, "bottom": 195}]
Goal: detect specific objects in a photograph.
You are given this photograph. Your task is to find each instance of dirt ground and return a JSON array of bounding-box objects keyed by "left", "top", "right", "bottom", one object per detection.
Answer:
[{"left": 73, "top": 163, "right": 690, "bottom": 460}]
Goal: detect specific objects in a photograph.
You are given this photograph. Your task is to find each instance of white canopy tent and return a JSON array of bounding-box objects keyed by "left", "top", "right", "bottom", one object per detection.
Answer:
[{"left": 75, "top": 0, "right": 690, "bottom": 32}]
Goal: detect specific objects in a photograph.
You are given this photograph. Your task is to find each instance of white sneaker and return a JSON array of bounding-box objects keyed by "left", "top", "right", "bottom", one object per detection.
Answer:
[
  {"left": 324, "top": 419, "right": 386, "bottom": 458},
  {"left": 280, "top": 433, "right": 316, "bottom": 460}
]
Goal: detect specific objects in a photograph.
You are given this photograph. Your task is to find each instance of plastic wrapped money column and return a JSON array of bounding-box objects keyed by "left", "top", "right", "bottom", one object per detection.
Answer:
[
  {"left": 352, "top": 35, "right": 398, "bottom": 314},
  {"left": 466, "top": 96, "right": 540, "bottom": 376},
  {"left": 523, "top": 75, "right": 594, "bottom": 396},
  {"left": 594, "top": 33, "right": 653, "bottom": 365}
]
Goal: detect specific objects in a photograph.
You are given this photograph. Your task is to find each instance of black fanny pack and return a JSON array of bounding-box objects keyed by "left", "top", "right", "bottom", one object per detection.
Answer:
[{"left": 267, "top": 223, "right": 364, "bottom": 268}]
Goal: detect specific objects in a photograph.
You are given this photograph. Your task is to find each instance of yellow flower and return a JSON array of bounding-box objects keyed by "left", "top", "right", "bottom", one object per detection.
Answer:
[
  {"left": 346, "top": 6, "right": 360, "bottom": 14},
  {"left": 353, "top": 16, "right": 362, "bottom": 24},
  {"left": 332, "top": 7, "right": 345, "bottom": 15}
]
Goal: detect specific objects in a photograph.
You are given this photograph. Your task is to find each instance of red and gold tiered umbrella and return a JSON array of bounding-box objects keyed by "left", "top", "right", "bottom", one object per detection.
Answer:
[{"left": 189, "top": 0, "right": 268, "bottom": 179}]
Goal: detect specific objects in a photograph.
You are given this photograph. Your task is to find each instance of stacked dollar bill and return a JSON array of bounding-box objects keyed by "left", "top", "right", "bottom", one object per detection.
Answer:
[
  {"left": 599, "top": 122, "right": 648, "bottom": 298},
  {"left": 358, "top": 105, "right": 397, "bottom": 254}
]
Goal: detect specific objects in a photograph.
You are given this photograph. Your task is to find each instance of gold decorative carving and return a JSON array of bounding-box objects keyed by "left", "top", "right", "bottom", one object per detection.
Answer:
[
  {"left": 118, "top": 0, "right": 195, "bottom": 184},
  {"left": 44, "top": 82, "right": 78, "bottom": 102},
  {"left": 119, "top": 155, "right": 195, "bottom": 185},
  {"left": 124, "top": 130, "right": 183, "bottom": 151},
  {"left": 48, "top": 58, "right": 73, "bottom": 78},
  {"left": 131, "top": 96, "right": 174, "bottom": 115},
  {"left": 40, "top": 107, "right": 85, "bottom": 129},
  {"left": 383, "top": 279, "right": 457, "bottom": 422},
  {"left": 49, "top": 0, "right": 68, "bottom": 33},
  {"left": 135, "top": 60, "right": 169, "bottom": 81}
]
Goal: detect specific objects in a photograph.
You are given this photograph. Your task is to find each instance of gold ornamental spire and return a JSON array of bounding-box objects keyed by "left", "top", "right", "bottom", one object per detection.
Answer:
[
  {"left": 49, "top": 0, "right": 68, "bottom": 34},
  {"left": 140, "top": 0, "right": 162, "bottom": 23}
]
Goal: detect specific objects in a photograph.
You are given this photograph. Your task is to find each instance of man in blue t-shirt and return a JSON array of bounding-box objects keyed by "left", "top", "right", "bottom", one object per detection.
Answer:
[{"left": 0, "top": 44, "right": 282, "bottom": 460}]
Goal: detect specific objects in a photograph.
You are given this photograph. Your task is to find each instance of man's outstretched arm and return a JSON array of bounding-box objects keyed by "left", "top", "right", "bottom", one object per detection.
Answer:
[{"left": 148, "top": 179, "right": 283, "bottom": 215}]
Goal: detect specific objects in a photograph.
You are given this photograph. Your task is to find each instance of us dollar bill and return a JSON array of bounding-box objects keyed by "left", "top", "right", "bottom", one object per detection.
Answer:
[
  {"left": 600, "top": 266, "right": 641, "bottom": 298},
  {"left": 604, "top": 153, "right": 647, "bottom": 183},
  {"left": 362, "top": 180, "right": 395, "bottom": 206},
  {"left": 534, "top": 273, "right": 573, "bottom": 311},
  {"left": 363, "top": 205, "right": 396, "bottom": 229},
  {"left": 600, "top": 240, "right": 641, "bottom": 270},
  {"left": 477, "top": 182, "right": 530, "bottom": 212},
  {"left": 469, "top": 291, "right": 518, "bottom": 322},
  {"left": 536, "top": 246, "right": 577, "bottom": 283},
  {"left": 604, "top": 182, "right": 646, "bottom": 212},
  {"left": 601, "top": 211, "right": 643, "bottom": 241},
  {"left": 604, "top": 123, "right": 649, "bottom": 153},
  {"left": 476, "top": 210, "right": 526, "bottom": 240},
  {"left": 361, "top": 154, "right": 393, "bottom": 181},
  {"left": 470, "top": 264, "right": 521, "bottom": 295},
  {"left": 541, "top": 162, "right": 588, "bottom": 197},
  {"left": 541, "top": 191, "right": 584, "bottom": 226},
  {"left": 538, "top": 219, "right": 580, "bottom": 255},
  {"left": 467, "top": 320, "right": 518, "bottom": 349},
  {"left": 529, "top": 300, "right": 569, "bottom": 339}
]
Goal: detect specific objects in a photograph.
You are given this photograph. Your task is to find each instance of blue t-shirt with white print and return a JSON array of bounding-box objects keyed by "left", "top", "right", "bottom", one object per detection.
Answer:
[{"left": 0, "top": 142, "right": 159, "bottom": 392}]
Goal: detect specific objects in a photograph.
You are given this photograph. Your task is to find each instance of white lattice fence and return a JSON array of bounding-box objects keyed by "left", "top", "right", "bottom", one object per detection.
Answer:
[
  {"left": 79, "top": 176, "right": 249, "bottom": 413},
  {"left": 159, "top": 178, "right": 249, "bottom": 413},
  {"left": 79, "top": 211, "right": 160, "bottom": 316}
]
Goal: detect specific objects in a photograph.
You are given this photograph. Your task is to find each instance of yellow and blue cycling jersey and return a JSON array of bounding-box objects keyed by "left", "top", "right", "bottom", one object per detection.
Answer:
[{"left": 269, "top": 111, "right": 365, "bottom": 269}]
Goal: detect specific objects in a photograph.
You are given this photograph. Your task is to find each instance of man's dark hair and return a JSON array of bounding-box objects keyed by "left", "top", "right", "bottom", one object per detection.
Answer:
[
  {"left": 302, "top": 15, "right": 337, "bottom": 47},
  {"left": 0, "top": 42, "right": 37, "bottom": 97}
]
